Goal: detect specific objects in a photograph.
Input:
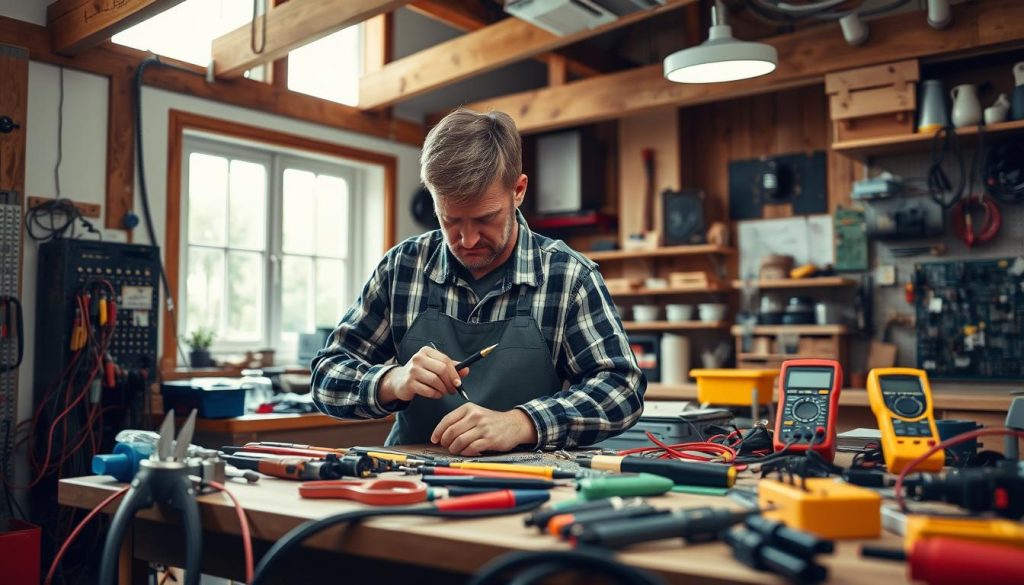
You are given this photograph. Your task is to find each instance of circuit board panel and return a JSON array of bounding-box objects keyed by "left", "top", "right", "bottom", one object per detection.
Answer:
[{"left": 915, "top": 257, "right": 1024, "bottom": 380}]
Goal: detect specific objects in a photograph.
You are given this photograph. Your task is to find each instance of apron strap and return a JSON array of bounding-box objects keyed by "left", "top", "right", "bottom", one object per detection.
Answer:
[
  {"left": 513, "top": 285, "right": 532, "bottom": 327},
  {"left": 424, "top": 280, "right": 443, "bottom": 321}
]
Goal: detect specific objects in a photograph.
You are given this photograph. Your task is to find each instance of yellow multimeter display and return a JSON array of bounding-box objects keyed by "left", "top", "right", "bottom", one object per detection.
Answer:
[{"left": 866, "top": 367, "right": 944, "bottom": 473}]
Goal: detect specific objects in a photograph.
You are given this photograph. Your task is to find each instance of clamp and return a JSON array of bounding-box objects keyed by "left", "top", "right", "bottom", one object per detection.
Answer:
[{"left": 98, "top": 410, "right": 210, "bottom": 585}]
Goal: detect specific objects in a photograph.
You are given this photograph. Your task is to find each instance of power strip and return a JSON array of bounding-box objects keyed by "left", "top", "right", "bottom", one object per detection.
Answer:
[{"left": 0, "top": 190, "right": 22, "bottom": 484}]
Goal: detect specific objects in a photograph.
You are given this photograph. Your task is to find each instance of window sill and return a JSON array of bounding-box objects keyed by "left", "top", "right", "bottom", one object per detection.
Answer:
[{"left": 161, "top": 365, "right": 311, "bottom": 381}]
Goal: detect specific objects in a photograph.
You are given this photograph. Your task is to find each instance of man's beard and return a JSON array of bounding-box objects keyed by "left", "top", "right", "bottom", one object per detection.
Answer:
[{"left": 451, "top": 215, "right": 514, "bottom": 271}]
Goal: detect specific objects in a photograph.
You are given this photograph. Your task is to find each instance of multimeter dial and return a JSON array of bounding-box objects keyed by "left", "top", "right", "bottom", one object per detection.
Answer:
[
  {"left": 892, "top": 396, "right": 924, "bottom": 418},
  {"left": 792, "top": 399, "right": 820, "bottom": 423}
]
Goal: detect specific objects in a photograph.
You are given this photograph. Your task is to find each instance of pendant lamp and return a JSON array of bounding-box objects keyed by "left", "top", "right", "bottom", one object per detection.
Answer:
[{"left": 663, "top": 0, "right": 777, "bottom": 84}]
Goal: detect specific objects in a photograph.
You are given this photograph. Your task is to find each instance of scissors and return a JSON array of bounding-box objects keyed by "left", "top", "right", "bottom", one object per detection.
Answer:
[{"left": 298, "top": 478, "right": 428, "bottom": 505}]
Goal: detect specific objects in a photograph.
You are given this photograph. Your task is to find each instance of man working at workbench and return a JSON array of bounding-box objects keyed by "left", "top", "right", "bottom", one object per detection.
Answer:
[{"left": 311, "top": 109, "right": 644, "bottom": 455}]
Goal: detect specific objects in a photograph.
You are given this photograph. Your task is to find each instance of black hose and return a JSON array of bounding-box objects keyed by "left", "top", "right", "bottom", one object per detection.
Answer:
[{"left": 470, "top": 548, "right": 664, "bottom": 585}]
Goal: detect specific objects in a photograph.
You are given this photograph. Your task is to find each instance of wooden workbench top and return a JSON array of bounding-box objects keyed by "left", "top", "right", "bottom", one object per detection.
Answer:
[{"left": 59, "top": 466, "right": 909, "bottom": 585}]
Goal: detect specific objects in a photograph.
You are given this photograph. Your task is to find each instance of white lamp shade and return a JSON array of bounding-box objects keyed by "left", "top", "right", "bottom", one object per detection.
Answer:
[{"left": 663, "top": 25, "right": 778, "bottom": 84}]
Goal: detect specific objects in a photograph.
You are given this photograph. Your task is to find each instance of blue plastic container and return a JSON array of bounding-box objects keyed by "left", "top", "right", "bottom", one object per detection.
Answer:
[{"left": 161, "top": 379, "right": 247, "bottom": 419}]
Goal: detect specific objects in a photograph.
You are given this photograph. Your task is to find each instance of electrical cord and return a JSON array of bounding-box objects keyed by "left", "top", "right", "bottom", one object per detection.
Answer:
[
  {"left": 54, "top": 66, "right": 64, "bottom": 199},
  {"left": 44, "top": 485, "right": 130, "bottom": 585},
  {"left": 951, "top": 192, "right": 1001, "bottom": 247},
  {"left": 205, "top": 481, "right": 254, "bottom": 585},
  {"left": 24, "top": 198, "right": 102, "bottom": 242},
  {"left": 134, "top": 55, "right": 205, "bottom": 369},
  {"left": 252, "top": 501, "right": 547, "bottom": 585},
  {"left": 469, "top": 549, "right": 664, "bottom": 585},
  {"left": 928, "top": 126, "right": 966, "bottom": 209},
  {"left": 894, "top": 427, "right": 1024, "bottom": 514}
]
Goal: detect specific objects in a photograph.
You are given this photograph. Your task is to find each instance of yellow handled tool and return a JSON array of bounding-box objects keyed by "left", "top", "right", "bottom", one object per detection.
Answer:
[{"left": 446, "top": 461, "right": 576, "bottom": 479}]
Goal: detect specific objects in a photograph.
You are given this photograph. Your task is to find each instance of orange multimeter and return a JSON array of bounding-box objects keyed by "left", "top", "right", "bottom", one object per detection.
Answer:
[
  {"left": 773, "top": 359, "right": 844, "bottom": 462},
  {"left": 866, "top": 367, "right": 944, "bottom": 474}
]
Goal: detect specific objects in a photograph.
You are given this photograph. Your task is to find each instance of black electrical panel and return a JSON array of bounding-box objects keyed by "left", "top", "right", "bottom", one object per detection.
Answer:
[
  {"left": 915, "top": 258, "right": 1024, "bottom": 380},
  {"left": 34, "top": 239, "right": 161, "bottom": 400}
]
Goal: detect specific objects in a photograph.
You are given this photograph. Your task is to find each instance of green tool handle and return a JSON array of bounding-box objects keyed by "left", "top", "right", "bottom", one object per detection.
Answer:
[{"left": 577, "top": 473, "right": 674, "bottom": 500}]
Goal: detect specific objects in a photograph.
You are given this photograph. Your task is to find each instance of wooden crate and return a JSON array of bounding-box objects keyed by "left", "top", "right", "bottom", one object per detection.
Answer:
[
  {"left": 826, "top": 60, "right": 919, "bottom": 142},
  {"left": 668, "top": 271, "right": 715, "bottom": 289}
]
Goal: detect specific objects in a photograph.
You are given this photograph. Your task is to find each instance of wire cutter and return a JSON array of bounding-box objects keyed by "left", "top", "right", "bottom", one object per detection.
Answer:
[
  {"left": 98, "top": 410, "right": 204, "bottom": 585},
  {"left": 298, "top": 478, "right": 428, "bottom": 505}
]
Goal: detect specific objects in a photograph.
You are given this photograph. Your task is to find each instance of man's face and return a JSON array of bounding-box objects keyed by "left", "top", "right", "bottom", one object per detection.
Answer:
[{"left": 435, "top": 175, "right": 527, "bottom": 276}]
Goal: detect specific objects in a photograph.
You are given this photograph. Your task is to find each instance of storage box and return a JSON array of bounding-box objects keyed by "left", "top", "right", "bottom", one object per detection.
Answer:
[
  {"left": 826, "top": 60, "right": 919, "bottom": 142},
  {"left": 161, "top": 378, "right": 248, "bottom": 419},
  {"left": 0, "top": 520, "right": 41, "bottom": 585},
  {"left": 596, "top": 407, "right": 733, "bottom": 451},
  {"left": 690, "top": 368, "right": 778, "bottom": 405},
  {"left": 668, "top": 271, "right": 715, "bottom": 290},
  {"left": 760, "top": 478, "right": 881, "bottom": 539}
]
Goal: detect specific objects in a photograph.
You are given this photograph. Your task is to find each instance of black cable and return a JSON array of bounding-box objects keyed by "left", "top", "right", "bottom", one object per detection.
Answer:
[
  {"left": 928, "top": 126, "right": 966, "bottom": 210},
  {"left": 470, "top": 548, "right": 664, "bottom": 585},
  {"left": 55, "top": 66, "right": 64, "bottom": 199},
  {"left": 252, "top": 501, "right": 548, "bottom": 585},
  {"left": 133, "top": 56, "right": 205, "bottom": 374},
  {"left": 983, "top": 142, "right": 1024, "bottom": 204},
  {"left": 0, "top": 296, "right": 24, "bottom": 372}
]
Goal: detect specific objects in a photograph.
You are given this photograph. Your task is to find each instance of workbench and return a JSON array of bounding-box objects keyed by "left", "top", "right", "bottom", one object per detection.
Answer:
[
  {"left": 184, "top": 413, "right": 393, "bottom": 449},
  {"left": 58, "top": 455, "right": 914, "bottom": 585}
]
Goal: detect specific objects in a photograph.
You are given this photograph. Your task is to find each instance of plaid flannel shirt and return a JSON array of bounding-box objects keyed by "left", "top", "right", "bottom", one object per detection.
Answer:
[{"left": 310, "top": 211, "right": 645, "bottom": 449}]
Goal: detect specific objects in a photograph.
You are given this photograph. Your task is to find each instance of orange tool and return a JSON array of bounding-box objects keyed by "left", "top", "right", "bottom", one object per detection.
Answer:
[{"left": 299, "top": 479, "right": 428, "bottom": 505}]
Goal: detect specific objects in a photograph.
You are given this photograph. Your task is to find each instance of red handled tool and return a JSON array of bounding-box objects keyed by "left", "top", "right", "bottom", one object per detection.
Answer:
[
  {"left": 774, "top": 359, "right": 843, "bottom": 462},
  {"left": 299, "top": 479, "right": 428, "bottom": 505},
  {"left": 863, "top": 537, "right": 1024, "bottom": 585}
]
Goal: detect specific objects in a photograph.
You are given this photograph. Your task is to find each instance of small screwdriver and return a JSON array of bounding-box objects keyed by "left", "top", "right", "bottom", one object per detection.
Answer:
[
  {"left": 550, "top": 504, "right": 666, "bottom": 538},
  {"left": 438, "top": 461, "right": 578, "bottom": 479},
  {"left": 524, "top": 497, "right": 639, "bottom": 530},
  {"left": 577, "top": 455, "right": 736, "bottom": 488},
  {"left": 577, "top": 473, "right": 674, "bottom": 500}
]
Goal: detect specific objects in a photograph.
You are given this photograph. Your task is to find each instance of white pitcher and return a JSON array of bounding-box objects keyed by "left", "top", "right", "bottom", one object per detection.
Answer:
[
  {"left": 950, "top": 84, "right": 981, "bottom": 128},
  {"left": 985, "top": 93, "right": 1011, "bottom": 125}
]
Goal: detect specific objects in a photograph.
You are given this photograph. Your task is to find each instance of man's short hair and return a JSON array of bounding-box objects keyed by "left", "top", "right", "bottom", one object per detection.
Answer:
[{"left": 420, "top": 108, "right": 522, "bottom": 205}]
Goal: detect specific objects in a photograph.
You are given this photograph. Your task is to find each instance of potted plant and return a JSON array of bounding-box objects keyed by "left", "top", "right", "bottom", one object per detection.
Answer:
[{"left": 184, "top": 327, "right": 216, "bottom": 368}]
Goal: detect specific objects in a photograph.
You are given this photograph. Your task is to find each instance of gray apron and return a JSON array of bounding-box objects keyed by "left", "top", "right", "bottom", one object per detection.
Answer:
[{"left": 385, "top": 278, "right": 562, "bottom": 446}]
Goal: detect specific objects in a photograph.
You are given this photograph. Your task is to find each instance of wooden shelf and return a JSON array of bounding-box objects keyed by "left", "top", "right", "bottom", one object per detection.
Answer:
[
  {"left": 612, "top": 284, "right": 733, "bottom": 297},
  {"left": 732, "top": 277, "right": 857, "bottom": 290},
  {"left": 832, "top": 119, "right": 1024, "bottom": 158},
  {"left": 739, "top": 353, "right": 828, "bottom": 361},
  {"left": 624, "top": 320, "right": 731, "bottom": 332},
  {"left": 585, "top": 245, "right": 735, "bottom": 262},
  {"left": 730, "top": 325, "right": 850, "bottom": 335}
]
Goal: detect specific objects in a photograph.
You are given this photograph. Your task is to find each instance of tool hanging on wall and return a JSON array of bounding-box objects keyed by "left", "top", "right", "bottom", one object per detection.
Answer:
[{"left": 951, "top": 192, "right": 1001, "bottom": 247}]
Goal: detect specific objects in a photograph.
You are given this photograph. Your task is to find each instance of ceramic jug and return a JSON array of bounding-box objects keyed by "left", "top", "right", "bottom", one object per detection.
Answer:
[
  {"left": 950, "top": 84, "right": 981, "bottom": 128},
  {"left": 918, "top": 79, "right": 948, "bottom": 133},
  {"left": 985, "top": 94, "right": 1011, "bottom": 125},
  {"left": 1012, "top": 61, "right": 1024, "bottom": 121}
]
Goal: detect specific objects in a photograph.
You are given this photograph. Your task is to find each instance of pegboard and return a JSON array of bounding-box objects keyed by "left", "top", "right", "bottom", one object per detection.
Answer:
[
  {"left": 915, "top": 257, "right": 1024, "bottom": 380},
  {"left": 0, "top": 191, "right": 22, "bottom": 473}
]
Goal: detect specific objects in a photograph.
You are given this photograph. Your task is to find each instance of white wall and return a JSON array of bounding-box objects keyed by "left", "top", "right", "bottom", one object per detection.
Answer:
[{"left": 0, "top": 0, "right": 45, "bottom": 25}]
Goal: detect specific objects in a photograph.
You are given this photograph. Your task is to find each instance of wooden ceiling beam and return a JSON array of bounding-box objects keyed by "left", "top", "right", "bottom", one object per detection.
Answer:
[
  {"left": 47, "top": 0, "right": 186, "bottom": 56},
  {"left": 408, "top": 0, "right": 600, "bottom": 79},
  {"left": 212, "top": 0, "right": 411, "bottom": 79},
  {"left": 450, "top": 1, "right": 1024, "bottom": 134},
  {"left": 359, "top": 0, "right": 696, "bottom": 110}
]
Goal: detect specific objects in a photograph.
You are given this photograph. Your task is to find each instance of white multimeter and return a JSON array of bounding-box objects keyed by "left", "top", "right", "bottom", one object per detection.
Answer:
[{"left": 866, "top": 367, "right": 944, "bottom": 473}]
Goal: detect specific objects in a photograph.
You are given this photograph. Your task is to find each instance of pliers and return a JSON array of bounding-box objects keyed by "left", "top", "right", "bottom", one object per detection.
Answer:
[{"left": 98, "top": 410, "right": 203, "bottom": 585}]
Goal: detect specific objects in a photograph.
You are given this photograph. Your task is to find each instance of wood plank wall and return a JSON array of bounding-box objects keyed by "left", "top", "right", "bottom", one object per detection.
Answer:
[{"left": 678, "top": 84, "right": 849, "bottom": 224}]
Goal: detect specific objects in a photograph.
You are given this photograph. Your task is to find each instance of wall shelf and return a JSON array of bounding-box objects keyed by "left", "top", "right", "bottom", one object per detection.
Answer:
[
  {"left": 586, "top": 245, "right": 736, "bottom": 262},
  {"left": 611, "top": 283, "right": 733, "bottom": 297},
  {"left": 831, "top": 119, "right": 1024, "bottom": 158},
  {"left": 732, "top": 277, "right": 857, "bottom": 289},
  {"left": 730, "top": 325, "right": 849, "bottom": 335},
  {"left": 624, "top": 320, "right": 730, "bottom": 332}
]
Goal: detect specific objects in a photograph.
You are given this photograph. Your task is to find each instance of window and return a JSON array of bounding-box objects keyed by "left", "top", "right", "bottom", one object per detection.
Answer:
[
  {"left": 181, "top": 136, "right": 359, "bottom": 361},
  {"left": 112, "top": 0, "right": 252, "bottom": 67},
  {"left": 287, "top": 26, "right": 362, "bottom": 106}
]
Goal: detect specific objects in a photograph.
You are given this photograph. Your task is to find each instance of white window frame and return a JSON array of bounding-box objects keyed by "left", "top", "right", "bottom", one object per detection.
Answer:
[{"left": 179, "top": 134, "right": 362, "bottom": 362}]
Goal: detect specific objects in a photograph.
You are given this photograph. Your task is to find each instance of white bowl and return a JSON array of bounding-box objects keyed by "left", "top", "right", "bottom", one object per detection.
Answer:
[
  {"left": 644, "top": 277, "right": 668, "bottom": 290},
  {"left": 697, "top": 303, "right": 727, "bottom": 322},
  {"left": 666, "top": 304, "right": 694, "bottom": 322},
  {"left": 632, "top": 304, "right": 660, "bottom": 322}
]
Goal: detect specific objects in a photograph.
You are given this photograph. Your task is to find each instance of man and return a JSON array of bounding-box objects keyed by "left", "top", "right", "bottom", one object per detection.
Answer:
[{"left": 311, "top": 108, "right": 644, "bottom": 456}]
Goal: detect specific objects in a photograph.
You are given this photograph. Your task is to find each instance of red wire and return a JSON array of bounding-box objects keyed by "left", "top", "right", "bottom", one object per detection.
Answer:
[
  {"left": 207, "top": 481, "right": 254, "bottom": 585},
  {"left": 44, "top": 485, "right": 130, "bottom": 585},
  {"left": 618, "top": 432, "right": 737, "bottom": 462},
  {"left": 894, "top": 427, "right": 1024, "bottom": 512}
]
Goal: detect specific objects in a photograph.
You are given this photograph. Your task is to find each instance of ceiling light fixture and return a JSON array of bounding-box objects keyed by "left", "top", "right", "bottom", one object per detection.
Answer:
[{"left": 663, "top": 0, "right": 778, "bottom": 84}]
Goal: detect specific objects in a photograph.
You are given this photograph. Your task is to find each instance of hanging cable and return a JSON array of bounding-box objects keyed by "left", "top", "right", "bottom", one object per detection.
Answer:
[
  {"left": 927, "top": 126, "right": 966, "bottom": 209},
  {"left": 0, "top": 296, "right": 24, "bottom": 373},
  {"left": 251, "top": 0, "right": 267, "bottom": 55},
  {"left": 54, "top": 66, "right": 64, "bottom": 199}
]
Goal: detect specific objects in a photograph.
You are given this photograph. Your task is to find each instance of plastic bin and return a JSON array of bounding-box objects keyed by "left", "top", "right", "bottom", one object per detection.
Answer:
[
  {"left": 0, "top": 519, "right": 41, "bottom": 585},
  {"left": 690, "top": 368, "right": 779, "bottom": 405},
  {"left": 161, "top": 378, "right": 247, "bottom": 418}
]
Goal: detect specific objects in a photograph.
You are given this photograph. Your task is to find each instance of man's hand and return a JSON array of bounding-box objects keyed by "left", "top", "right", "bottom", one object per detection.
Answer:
[
  {"left": 378, "top": 346, "right": 468, "bottom": 405},
  {"left": 431, "top": 403, "right": 538, "bottom": 456}
]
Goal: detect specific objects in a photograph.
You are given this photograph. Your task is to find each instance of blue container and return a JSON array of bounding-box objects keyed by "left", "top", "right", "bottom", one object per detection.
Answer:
[{"left": 161, "top": 379, "right": 247, "bottom": 419}]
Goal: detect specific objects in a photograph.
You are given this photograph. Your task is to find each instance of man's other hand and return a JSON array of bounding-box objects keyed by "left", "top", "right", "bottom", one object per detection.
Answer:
[
  {"left": 430, "top": 403, "right": 537, "bottom": 456},
  {"left": 379, "top": 346, "right": 468, "bottom": 404}
]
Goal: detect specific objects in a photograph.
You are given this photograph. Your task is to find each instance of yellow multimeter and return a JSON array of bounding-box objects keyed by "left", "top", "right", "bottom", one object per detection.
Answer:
[{"left": 866, "top": 367, "right": 944, "bottom": 474}]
